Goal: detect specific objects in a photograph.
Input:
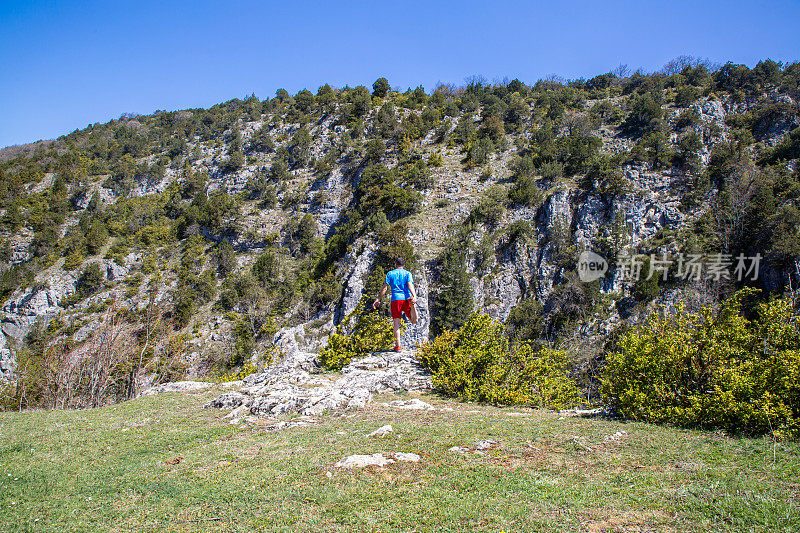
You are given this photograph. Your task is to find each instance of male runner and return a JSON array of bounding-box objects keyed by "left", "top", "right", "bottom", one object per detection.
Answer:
[{"left": 373, "top": 257, "right": 418, "bottom": 351}]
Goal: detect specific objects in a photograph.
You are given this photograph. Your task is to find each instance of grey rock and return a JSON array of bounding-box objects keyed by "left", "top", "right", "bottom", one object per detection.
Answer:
[
  {"left": 0, "top": 333, "right": 14, "bottom": 381},
  {"left": 73, "top": 186, "right": 114, "bottom": 210},
  {"left": 264, "top": 418, "right": 318, "bottom": 431},
  {"left": 334, "top": 453, "right": 394, "bottom": 468},
  {"left": 367, "top": 424, "right": 393, "bottom": 437},
  {"left": 603, "top": 430, "right": 628, "bottom": 442},
  {"left": 204, "top": 391, "right": 248, "bottom": 409},
  {"left": 333, "top": 452, "right": 420, "bottom": 468},
  {"left": 386, "top": 398, "right": 435, "bottom": 410},
  {"left": 140, "top": 381, "right": 212, "bottom": 396},
  {"left": 542, "top": 188, "right": 572, "bottom": 230},
  {"left": 105, "top": 261, "right": 129, "bottom": 281},
  {"left": 1, "top": 273, "right": 80, "bottom": 371},
  {"left": 338, "top": 242, "right": 377, "bottom": 321},
  {"left": 393, "top": 452, "right": 420, "bottom": 463},
  {"left": 474, "top": 439, "right": 499, "bottom": 450},
  {"left": 574, "top": 195, "right": 607, "bottom": 247},
  {"left": 207, "top": 349, "right": 431, "bottom": 421}
]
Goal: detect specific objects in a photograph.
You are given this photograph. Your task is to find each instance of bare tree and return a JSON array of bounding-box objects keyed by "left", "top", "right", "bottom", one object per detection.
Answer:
[
  {"left": 612, "top": 63, "right": 631, "bottom": 78},
  {"left": 712, "top": 162, "right": 758, "bottom": 254},
  {"left": 82, "top": 300, "right": 137, "bottom": 407},
  {"left": 661, "top": 55, "right": 716, "bottom": 75}
]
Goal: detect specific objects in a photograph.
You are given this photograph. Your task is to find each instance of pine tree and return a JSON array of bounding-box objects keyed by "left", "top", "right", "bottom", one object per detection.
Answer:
[
  {"left": 431, "top": 240, "right": 474, "bottom": 336},
  {"left": 372, "top": 77, "right": 390, "bottom": 97}
]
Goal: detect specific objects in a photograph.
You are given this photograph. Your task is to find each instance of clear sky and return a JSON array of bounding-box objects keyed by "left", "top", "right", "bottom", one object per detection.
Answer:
[{"left": 1, "top": 0, "right": 798, "bottom": 148}]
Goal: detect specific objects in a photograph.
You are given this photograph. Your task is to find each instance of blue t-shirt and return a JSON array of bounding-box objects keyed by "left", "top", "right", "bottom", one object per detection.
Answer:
[{"left": 385, "top": 268, "right": 413, "bottom": 301}]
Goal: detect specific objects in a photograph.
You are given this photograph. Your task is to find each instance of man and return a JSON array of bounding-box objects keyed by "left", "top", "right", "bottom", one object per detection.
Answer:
[{"left": 373, "top": 257, "right": 418, "bottom": 352}]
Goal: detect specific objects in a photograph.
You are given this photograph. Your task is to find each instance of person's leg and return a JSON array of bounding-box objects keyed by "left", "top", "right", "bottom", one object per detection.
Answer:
[
  {"left": 393, "top": 318, "right": 402, "bottom": 347},
  {"left": 407, "top": 301, "right": 418, "bottom": 325}
]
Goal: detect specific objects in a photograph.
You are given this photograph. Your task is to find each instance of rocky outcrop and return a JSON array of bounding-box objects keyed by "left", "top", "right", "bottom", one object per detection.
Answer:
[
  {"left": 2, "top": 273, "right": 78, "bottom": 343},
  {"left": 204, "top": 348, "right": 432, "bottom": 423},
  {"left": 0, "top": 334, "right": 14, "bottom": 381},
  {"left": 0, "top": 258, "right": 133, "bottom": 380},
  {"left": 72, "top": 185, "right": 114, "bottom": 210},
  {"left": 2, "top": 85, "right": 789, "bottom": 387},
  {"left": 105, "top": 261, "right": 129, "bottom": 281},
  {"left": 337, "top": 242, "right": 378, "bottom": 321}
]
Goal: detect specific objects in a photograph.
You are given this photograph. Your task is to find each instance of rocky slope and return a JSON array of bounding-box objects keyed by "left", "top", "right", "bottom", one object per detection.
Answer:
[{"left": 1, "top": 65, "right": 798, "bottom": 398}]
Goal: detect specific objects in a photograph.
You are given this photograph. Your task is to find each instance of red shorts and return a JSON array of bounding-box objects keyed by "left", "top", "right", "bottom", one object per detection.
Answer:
[{"left": 390, "top": 299, "right": 412, "bottom": 319}]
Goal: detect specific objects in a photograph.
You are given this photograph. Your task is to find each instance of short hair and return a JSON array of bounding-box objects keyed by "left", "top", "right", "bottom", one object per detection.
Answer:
[{"left": 394, "top": 256, "right": 405, "bottom": 267}]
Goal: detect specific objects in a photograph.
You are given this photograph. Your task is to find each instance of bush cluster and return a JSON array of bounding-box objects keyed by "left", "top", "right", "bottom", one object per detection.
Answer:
[
  {"left": 419, "top": 314, "right": 581, "bottom": 409},
  {"left": 602, "top": 289, "right": 800, "bottom": 438},
  {"left": 319, "top": 299, "right": 401, "bottom": 370}
]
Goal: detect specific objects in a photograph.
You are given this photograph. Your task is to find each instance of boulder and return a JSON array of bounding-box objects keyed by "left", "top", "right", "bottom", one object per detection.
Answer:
[{"left": 367, "top": 424, "right": 393, "bottom": 437}]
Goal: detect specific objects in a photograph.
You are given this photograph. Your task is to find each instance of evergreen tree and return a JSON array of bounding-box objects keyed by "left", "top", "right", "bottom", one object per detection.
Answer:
[
  {"left": 431, "top": 234, "right": 474, "bottom": 336},
  {"left": 372, "top": 77, "right": 390, "bottom": 97}
]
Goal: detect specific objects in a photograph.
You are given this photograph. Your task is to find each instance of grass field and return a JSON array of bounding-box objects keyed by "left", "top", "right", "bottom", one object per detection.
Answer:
[{"left": 1, "top": 387, "right": 798, "bottom": 532}]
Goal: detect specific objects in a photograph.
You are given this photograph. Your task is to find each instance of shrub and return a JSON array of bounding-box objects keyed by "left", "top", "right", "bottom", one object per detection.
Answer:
[
  {"left": 630, "top": 131, "right": 673, "bottom": 169},
  {"left": 507, "top": 298, "right": 544, "bottom": 344},
  {"left": 63, "top": 252, "right": 84, "bottom": 271},
  {"left": 319, "top": 299, "right": 400, "bottom": 370},
  {"left": 399, "top": 159, "right": 433, "bottom": 190},
  {"left": 223, "top": 150, "right": 245, "bottom": 173},
  {"left": 539, "top": 161, "right": 564, "bottom": 180},
  {"left": 506, "top": 220, "right": 533, "bottom": 246},
  {"left": 252, "top": 250, "right": 280, "bottom": 289},
  {"left": 418, "top": 314, "right": 581, "bottom": 409},
  {"left": 248, "top": 125, "right": 275, "bottom": 153},
  {"left": 78, "top": 262, "right": 104, "bottom": 296},
  {"left": 294, "top": 89, "right": 315, "bottom": 114},
  {"left": 675, "top": 108, "right": 700, "bottom": 130},
  {"left": 622, "top": 92, "right": 664, "bottom": 136},
  {"left": 356, "top": 164, "right": 422, "bottom": 220},
  {"left": 348, "top": 86, "right": 372, "bottom": 118},
  {"left": 465, "top": 137, "right": 494, "bottom": 168},
  {"left": 173, "top": 290, "right": 195, "bottom": 328},
  {"left": 141, "top": 254, "right": 157, "bottom": 274},
  {"left": 229, "top": 318, "right": 255, "bottom": 369},
  {"left": 674, "top": 131, "right": 703, "bottom": 173},
  {"left": 602, "top": 289, "right": 800, "bottom": 438},
  {"left": 508, "top": 174, "right": 543, "bottom": 207},
  {"left": 632, "top": 256, "right": 660, "bottom": 302},
  {"left": 675, "top": 85, "right": 699, "bottom": 107},
  {"left": 372, "top": 77, "right": 390, "bottom": 98},
  {"left": 213, "top": 240, "right": 237, "bottom": 277},
  {"left": 468, "top": 186, "right": 506, "bottom": 226}
]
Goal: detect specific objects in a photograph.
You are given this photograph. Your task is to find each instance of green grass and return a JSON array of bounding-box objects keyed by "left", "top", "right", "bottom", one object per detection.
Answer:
[{"left": 1, "top": 388, "right": 798, "bottom": 532}]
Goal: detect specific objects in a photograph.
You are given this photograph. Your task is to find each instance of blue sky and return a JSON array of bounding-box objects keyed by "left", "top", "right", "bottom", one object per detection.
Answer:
[{"left": 1, "top": 0, "right": 798, "bottom": 148}]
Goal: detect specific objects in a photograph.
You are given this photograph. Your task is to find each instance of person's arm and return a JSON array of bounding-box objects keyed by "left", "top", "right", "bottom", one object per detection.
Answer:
[
  {"left": 373, "top": 283, "right": 389, "bottom": 309},
  {"left": 407, "top": 280, "right": 417, "bottom": 303}
]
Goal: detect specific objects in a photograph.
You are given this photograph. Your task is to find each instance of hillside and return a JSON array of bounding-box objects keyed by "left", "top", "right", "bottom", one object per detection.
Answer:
[
  {"left": 1, "top": 385, "right": 798, "bottom": 532},
  {"left": 1, "top": 59, "right": 799, "bottom": 415}
]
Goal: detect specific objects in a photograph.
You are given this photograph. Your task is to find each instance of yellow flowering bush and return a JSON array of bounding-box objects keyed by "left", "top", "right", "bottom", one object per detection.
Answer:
[
  {"left": 602, "top": 288, "right": 800, "bottom": 438},
  {"left": 418, "top": 313, "right": 581, "bottom": 409},
  {"left": 319, "top": 298, "right": 401, "bottom": 370}
]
